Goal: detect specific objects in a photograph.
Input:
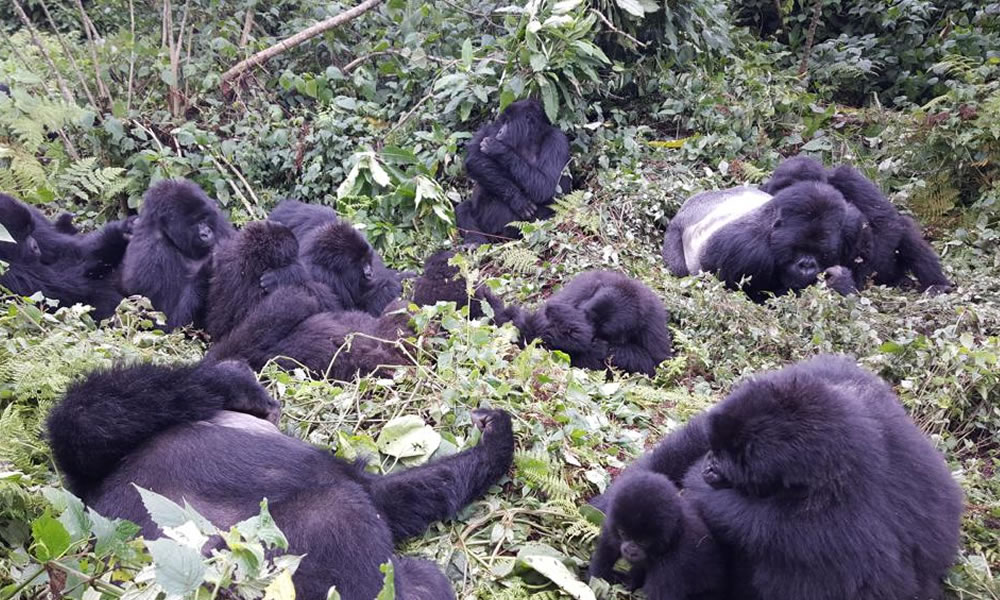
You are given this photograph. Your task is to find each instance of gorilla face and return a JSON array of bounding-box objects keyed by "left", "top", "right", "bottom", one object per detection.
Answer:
[
  {"left": 768, "top": 182, "right": 854, "bottom": 291},
  {"left": 497, "top": 99, "right": 549, "bottom": 147}
]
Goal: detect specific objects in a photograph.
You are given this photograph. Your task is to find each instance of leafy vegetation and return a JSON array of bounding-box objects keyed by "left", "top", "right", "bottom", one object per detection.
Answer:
[{"left": 1, "top": 0, "right": 999, "bottom": 599}]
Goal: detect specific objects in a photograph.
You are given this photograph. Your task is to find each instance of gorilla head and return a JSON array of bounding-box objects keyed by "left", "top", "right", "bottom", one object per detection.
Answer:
[
  {"left": 766, "top": 182, "right": 867, "bottom": 292},
  {"left": 494, "top": 99, "right": 551, "bottom": 147},
  {"left": 0, "top": 195, "right": 40, "bottom": 262},
  {"left": 144, "top": 180, "right": 230, "bottom": 260}
]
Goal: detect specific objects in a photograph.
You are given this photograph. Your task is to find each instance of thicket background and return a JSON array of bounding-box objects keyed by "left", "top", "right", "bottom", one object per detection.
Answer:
[{"left": 1, "top": 0, "right": 998, "bottom": 598}]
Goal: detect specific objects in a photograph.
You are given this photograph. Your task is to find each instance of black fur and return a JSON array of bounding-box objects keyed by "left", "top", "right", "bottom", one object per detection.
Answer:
[
  {"left": 457, "top": 99, "right": 571, "bottom": 244},
  {"left": 589, "top": 471, "right": 725, "bottom": 599},
  {"left": 47, "top": 363, "right": 516, "bottom": 600},
  {"left": 120, "top": 179, "right": 234, "bottom": 330},
  {"left": 599, "top": 355, "right": 964, "bottom": 600},
  {"left": 494, "top": 271, "right": 672, "bottom": 376},
  {"left": 206, "top": 221, "right": 338, "bottom": 340},
  {"left": 206, "top": 285, "right": 414, "bottom": 381},
  {"left": 269, "top": 199, "right": 407, "bottom": 313},
  {"left": 1, "top": 194, "right": 125, "bottom": 318},
  {"left": 411, "top": 250, "right": 499, "bottom": 319},
  {"left": 664, "top": 181, "right": 872, "bottom": 301},
  {"left": 826, "top": 164, "right": 952, "bottom": 293},
  {"left": 758, "top": 155, "right": 828, "bottom": 195}
]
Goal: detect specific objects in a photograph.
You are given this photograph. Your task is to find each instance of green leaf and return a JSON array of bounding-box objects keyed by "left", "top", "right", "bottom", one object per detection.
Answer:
[
  {"left": 337, "top": 161, "right": 363, "bottom": 199},
  {"left": 135, "top": 486, "right": 216, "bottom": 535},
  {"left": 516, "top": 548, "right": 594, "bottom": 600},
  {"left": 461, "top": 38, "right": 473, "bottom": 68},
  {"left": 375, "top": 561, "right": 396, "bottom": 600},
  {"left": 235, "top": 500, "right": 289, "bottom": 550},
  {"left": 376, "top": 415, "right": 442, "bottom": 463},
  {"left": 146, "top": 538, "right": 207, "bottom": 596},
  {"left": 31, "top": 510, "right": 72, "bottom": 561},
  {"left": 499, "top": 89, "right": 516, "bottom": 112},
  {"left": 529, "top": 53, "right": 548, "bottom": 73},
  {"left": 538, "top": 79, "right": 559, "bottom": 123},
  {"left": 368, "top": 155, "right": 392, "bottom": 187},
  {"left": 552, "top": 0, "right": 583, "bottom": 15},
  {"left": 615, "top": 0, "right": 647, "bottom": 17},
  {"left": 264, "top": 570, "right": 296, "bottom": 600}
]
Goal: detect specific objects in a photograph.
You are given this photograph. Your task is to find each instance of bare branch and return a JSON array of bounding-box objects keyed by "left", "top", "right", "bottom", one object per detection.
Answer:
[
  {"left": 10, "top": 0, "right": 75, "bottom": 105},
  {"left": 36, "top": 0, "right": 98, "bottom": 108},
  {"left": 220, "top": 0, "right": 384, "bottom": 91},
  {"left": 240, "top": 4, "right": 256, "bottom": 48},
  {"left": 72, "top": 0, "right": 112, "bottom": 104},
  {"left": 798, "top": 0, "right": 824, "bottom": 77},
  {"left": 127, "top": 0, "right": 136, "bottom": 113},
  {"left": 590, "top": 8, "right": 647, "bottom": 49}
]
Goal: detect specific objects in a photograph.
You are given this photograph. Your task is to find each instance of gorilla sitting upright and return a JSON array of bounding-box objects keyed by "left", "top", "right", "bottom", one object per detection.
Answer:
[
  {"left": 456, "top": 99, "right": 571, "bottom": 244},
  {"left": 662, "top": 180, "right": 871, "bottom": 301},
  {"left": 47, "top": 360, "right": 515, "bottom": 600}
]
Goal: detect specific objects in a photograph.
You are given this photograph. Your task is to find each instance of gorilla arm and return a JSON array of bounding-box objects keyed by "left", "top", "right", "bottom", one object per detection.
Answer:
[
  {"left": 465, "top": 123, "right": 537, "bottom": 219},
  {"left": 487, "top": 128, "right": 570, "bottom": 207},
  {"left": 46, "top": 360, "right": 278, "bottom": 497},
  {"left": 369, "top": 409, "right": 515, "bottom": 542}
]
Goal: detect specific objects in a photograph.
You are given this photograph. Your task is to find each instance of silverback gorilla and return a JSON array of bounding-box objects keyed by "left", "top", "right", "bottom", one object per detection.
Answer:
[
  {"left": 594, "top": 355, "right": 963, "bottom": 600},
  {"left": 456, "top": 99, "right": 570, "bottom": 244},
  {"left": 47, "top": 361, "right": 515, "bottom": 600},
  {"left": 662, "top": 181, "right": 869, "bottom": 301},
  {"left": 120, "top": 180, "right": 234, "bottom": 329}
]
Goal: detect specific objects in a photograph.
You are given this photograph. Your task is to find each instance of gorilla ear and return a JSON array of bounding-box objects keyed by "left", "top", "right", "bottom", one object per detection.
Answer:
[{"left": 709, "top": 412, "right": 741, "bottom": 447}]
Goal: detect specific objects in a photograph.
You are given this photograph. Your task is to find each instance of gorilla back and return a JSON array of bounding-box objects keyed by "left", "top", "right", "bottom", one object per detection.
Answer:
[{"left": 48, "top": 364, "right": 515, "bottom": 600}]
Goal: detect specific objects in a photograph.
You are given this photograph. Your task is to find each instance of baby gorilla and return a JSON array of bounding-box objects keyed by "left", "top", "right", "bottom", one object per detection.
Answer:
[
  {"left": 494, "top": 271, "right": 673, "bottom": 376},
  {"left": 301, "top": 220, "right": 402, "bottom": 316},
  {"left": 120, "top": 179, "right": 234, "bottom": 329},
  {"left": 47, "top": 361, "right": 515, "bottom": 600},
  {"left": 589, "top": 471, "right": 725, "bottom": 600},
  {"left": 598, "top": 355, "right": 964, "bottom": 600},
  {"left": 412, "top": 250, "right": 499, "bottom": 319},
  {"left": 206, "top": 221, "right": 338, "bottom": 340},
  {"left": 663, "top": 181, "right": 870, "bottom": 301}
]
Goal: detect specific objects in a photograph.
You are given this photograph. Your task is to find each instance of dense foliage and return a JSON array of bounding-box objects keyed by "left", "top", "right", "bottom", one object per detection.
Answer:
[{"left": 1, "top": 0, "right": 999, "bottom": 598}]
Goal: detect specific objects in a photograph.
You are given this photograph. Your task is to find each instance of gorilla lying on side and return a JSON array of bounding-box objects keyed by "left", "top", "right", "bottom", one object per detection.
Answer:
[
  {"left": 47, "top": 361, "right": 515, "bottom": 600},
  {"left": 121, "top": 179, "right": 234, "bottom": 330},
  {"left": 491, "top": 271, "right": 673, "bottom": 377},
  {"left": 761, "top": 155, "right": 952, "bottom": 293},
  {"left": 268, "top": 199, "right": 406, "bottom": 315},
  {"left": 205, "top": 222, "right": 413, "bottom": 380},
  {"left": 588, "top": 471, "right": 725, "bottom": 600},
  {"left": 1, "top": 194, "right": 128, "bottom": 319},
  {"left": 456, "top": 99, "right": 571, "bottom": 244},
  {"left": 662, "top": 181, "right": 869, "bottom": 301},
  {"left": 594, "top": 355, "right": 963, "bottom": 600}
]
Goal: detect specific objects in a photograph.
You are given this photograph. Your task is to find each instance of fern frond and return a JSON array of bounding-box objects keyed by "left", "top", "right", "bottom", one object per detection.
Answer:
[
  {"left": 514, "top": 449, "right": 576, "bottom": 502},
  {"left": 911, "top": 175, "right": 959, "bottom": 223},
  {"left": 552, "top": 190, "right": 586, "bottom": 216},
  {"left": 58, "top": 158, "right": 130, "bottom": 203},
  {"left": 499, "top": 246, "right": 539, "bottom": 274}
]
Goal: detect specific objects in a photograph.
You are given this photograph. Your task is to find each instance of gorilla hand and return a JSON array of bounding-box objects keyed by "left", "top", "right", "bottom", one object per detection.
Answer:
[
  {"left": 508, "top": 192, "right": 538, "bottom": 219},
  {"left": 471, "top": 409, "right": 515, "bottom": 457},
  {"left": 480, "top": 136, "right": 503, "bottom": 155},
  {"left": 822, "top": 265, "right": 857, "bottom": 296}
]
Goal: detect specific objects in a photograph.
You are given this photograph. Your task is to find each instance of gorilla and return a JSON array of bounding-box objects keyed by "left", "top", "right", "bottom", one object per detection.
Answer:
[
  {"left": 588, "top": 471, "right": 725, "bottom": 600},
  {"left": 300, "top": 221, "right": 401, "bottom": 316},
  {"left": 456, "top": 99, "right": 571, "bottom": 244},
  {"left": 1, "top": 194, "right": 126, "bottom": 319},
  {"left": 120, "top": 179, "right": 234, "bottom": 330},
  {"left": 206, "top": 221, "right": 339, "bottom": 340},
  {"left": 47, "top": 361, "right": 515, "bottom": 600},
  {"left": 412, "top": 250, "right": 497, "bottom": 319},
  {"left": 760, "top": 155, "right": 953, "bottom": 294},
  {"left": 662, "top": 181, "right": 870, "bottom": 301},
  {"left": 206, "top": 286, "right": 414, "bottom": 381},
  {"left": 491, "top": 271, "right": 673, "bottom": 376},
  {"left": 269, "top": 199, "right": 405, "bottom": 315},
  {"left": 596, "top": 355, "right": 964, "bottom": 600}
]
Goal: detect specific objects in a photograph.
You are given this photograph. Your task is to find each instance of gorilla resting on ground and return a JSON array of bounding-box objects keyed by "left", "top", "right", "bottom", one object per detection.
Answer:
[
  {"left": 760, "top": 155, "right": 953, "bottom": 293},
  {"left": 491, "top": 271, "right": 672, "bottom": 376},
  {"left": 1, "top": 194, "right": 126, "bottom": 319},
  {"left": 588, "top": 470, "right": 725, "bottom": 600},
  {"left": 206, "top": 221, "right": 339, "bottom": 340},
  {"left": 456, "top": 99, "right": 571, "bottom": 244},
  {"left": 204, "top": 222, "right": 414, "bottom": 379},
  {"left": 662, "top": 181, "right": 870, "bottom": 301},
  {"left": 120, "top": 179, "right": 234, "bottom": 330},
  {"left": 594, "top": 355, "right": 963, "bottom": 600},
  {"left": 269, "top": 199, "right": 405, "bottom": 315},
  {"left": 47, "top": 361, "right": 515, "bottom": 600}
]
